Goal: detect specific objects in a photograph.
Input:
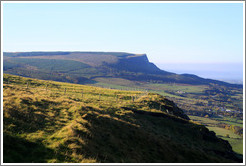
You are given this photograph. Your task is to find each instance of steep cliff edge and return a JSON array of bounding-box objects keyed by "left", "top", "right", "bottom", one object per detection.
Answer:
[{"left": 107, "top": 54, "right": 165, "bottom": 74}]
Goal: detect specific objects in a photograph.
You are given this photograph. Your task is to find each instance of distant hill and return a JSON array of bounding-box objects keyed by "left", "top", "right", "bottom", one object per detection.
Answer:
[
  {"left": 3, "top": 51, "right": 242, "bottom": 88},
  {"left": 3, "top": 74, "right": 242, "bottom": 163}
]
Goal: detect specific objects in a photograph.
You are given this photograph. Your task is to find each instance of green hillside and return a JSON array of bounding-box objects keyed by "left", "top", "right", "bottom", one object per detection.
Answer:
[
  {"left": 3, "top": 74, "right": 242, "bottom": 163},
  {"left": 3, "top": 51, "right": 242, "bottom": 88}
]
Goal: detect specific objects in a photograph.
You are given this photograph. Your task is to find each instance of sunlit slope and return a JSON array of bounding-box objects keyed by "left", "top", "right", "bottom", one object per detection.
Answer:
[{"left": 3, "top": 74, "right": 241, "bottom": 163}]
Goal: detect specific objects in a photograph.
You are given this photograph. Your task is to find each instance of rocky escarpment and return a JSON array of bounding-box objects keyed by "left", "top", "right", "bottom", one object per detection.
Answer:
[{"left": 107, "top": 54, "right": 165, "bottom": 74}]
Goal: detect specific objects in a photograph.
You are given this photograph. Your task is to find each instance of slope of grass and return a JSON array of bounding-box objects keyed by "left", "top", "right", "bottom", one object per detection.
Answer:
[
  {"left": 222, "top": 137, "right": 243, "bottom": 155},
  {"left": 189, "top": 116, "right": 219, "bottom": 126},
  {"left": 3, "top": 74, "right": 242, "bottom": 163},
  {"left": 3, "top": 52, "right": 141, "bottom": 68},
  {"left": 207, "top": 127, "right": 241, "bottom": 139},
  {"left": 189, "top": 115, "right": 243, "bottom": 155},
  {"left": 4, "top": 51, "right": 243, "bottom": 89},
  {"left": 148, "top": 83, "right": 207, "bottom": 94},
  {"left": 212, "top": 117, "right": 243, "bottom": 128}
]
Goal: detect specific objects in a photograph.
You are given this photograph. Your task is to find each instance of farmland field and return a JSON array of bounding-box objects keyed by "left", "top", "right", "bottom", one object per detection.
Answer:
[
  {"left": 212, "top": 117, "right": 243, "bottom": 128},
  {"left": 147, "top": 83, "right": 207, "bottom": 93},
  {"left": 189, "top": 115, "right": 243, "bottom": 155}
]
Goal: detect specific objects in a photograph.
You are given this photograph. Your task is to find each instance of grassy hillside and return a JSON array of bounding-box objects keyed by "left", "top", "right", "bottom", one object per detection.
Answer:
[
  {"left": 3, "top": 51, "right": 242, "bottom": 88},
  {"left": 3, "top": 74, "right": 242, "bottom": 163},
  {"left": 85, "top": 77, "right": 243, "bottom": 118},
  {"left": 189, "top": 116, "right": 243, "bottom": 155},
  {"left": 3, "top": 51, "right": 147, "bottom": 68}
]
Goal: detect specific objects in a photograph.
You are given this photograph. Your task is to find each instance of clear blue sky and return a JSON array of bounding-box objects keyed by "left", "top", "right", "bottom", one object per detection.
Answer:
[{"left": 3, "top": 2, "right": 244, "bottom": 80}]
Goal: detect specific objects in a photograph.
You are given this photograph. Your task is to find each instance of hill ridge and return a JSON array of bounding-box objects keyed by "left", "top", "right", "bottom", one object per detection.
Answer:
[
  {"left": 3, "top": 74, "right": 242, "bottom": 163},
  {"left": 3, "top": 51, "right": 242, "bottom": 88}
]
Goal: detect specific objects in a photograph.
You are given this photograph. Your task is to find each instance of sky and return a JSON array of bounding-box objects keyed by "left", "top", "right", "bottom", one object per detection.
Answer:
[{"left": 2, "top": 2, "right": 244, "bottom": 81}]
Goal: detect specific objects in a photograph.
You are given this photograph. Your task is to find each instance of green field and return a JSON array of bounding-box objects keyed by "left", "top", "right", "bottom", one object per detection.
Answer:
[
  {"left": 189, "top": 115, "right": 243, "bottom": 155},
  {"left": 222, "top": 137, "right": 243, "bottom": 155},
  {"left": 188, "top": 116, "right": 219, "bottom": 126},
  {"left": 87, "top": 79, "right": 199, "bottom": 101},
  {"left": 148, "top": 83, "right": 207, "bottom": 93},
  {"left": 212, "top": 117, "right": 243, "bottom": 128},
  {"left": 207, "top": 126, "right": 241, "bottom": 139}
]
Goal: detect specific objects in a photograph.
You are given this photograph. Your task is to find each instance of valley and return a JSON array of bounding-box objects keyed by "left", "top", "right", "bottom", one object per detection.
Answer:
[
  {"left": 3, "top": 52, "right": 243, "bottom": 119},
  {"left": 2, "top": 51, "right": 244, "bottom": 163},
  {"left": 85, "top": 76, "right": 243, "bottom": 118},
  {"left": 2, "top": 1, "right": 244, "bottom": 164}
]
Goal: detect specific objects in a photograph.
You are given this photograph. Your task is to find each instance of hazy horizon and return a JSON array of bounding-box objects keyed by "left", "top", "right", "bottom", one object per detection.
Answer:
[{"left": 156, "top": 62, "right": 243, "bottom": 84}]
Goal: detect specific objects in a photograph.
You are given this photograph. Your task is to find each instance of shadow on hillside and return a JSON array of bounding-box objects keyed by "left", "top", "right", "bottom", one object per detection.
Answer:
[
  {"left": 234, "top": 153, "right": 243, "bottom": 161},
  {"left": 60, "top": 106, "right": 242, "bottom": 163},
  {"left": 3, "top": 133, "right": 68, "bottom": 163},
  {"left": 81, "top": 79, "right": 98, "bottom": 85},
  {"left": 4, "top": 98, "right": 62, "bottom": 134}
]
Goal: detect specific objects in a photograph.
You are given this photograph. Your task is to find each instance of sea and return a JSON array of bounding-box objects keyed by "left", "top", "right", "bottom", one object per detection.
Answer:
[{"left": 156, "top": 63, "right": 243, "bottom": 85}]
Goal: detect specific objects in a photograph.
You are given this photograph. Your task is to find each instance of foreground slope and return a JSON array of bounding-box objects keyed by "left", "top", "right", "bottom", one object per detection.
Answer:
[
  {"left": 3, "top": 51, "right": 241, "bottom": 88},
  {"left": 3, "top": 74, "right": 242, "bottom": 163}
]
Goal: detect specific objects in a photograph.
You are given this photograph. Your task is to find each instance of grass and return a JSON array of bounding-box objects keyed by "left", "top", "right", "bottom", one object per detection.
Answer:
[
  {"left": 87, "top": 79, "right": 198, "bottom": 101},
  {"left": 3, "top": 74, "right": 242, "bottom": 163},
  {"left": 212, "top": 117, "right": 243, "bottom": 128},
  {"left": 207, "top": 127, "right": 241, "bottom": 139},
  {"left": 189, "top": 116, "right": 219, "bottom": 126},
  {"left": 189, "top": 115, "right": 243, "bottom": 155},
  {"left": 222, "top": 137, "right": 243, "bottom": 155},
  {"left": 148, "top": 83, "right": 207, "bottom": 94}
]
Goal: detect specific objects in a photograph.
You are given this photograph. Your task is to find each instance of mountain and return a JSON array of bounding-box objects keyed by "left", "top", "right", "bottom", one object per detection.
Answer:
[
  {"left": 3, "top": 74, "right": 242, "bottom": 163},
  {"left": 3, "top": 51, "right": 242, "bottom": 88}
]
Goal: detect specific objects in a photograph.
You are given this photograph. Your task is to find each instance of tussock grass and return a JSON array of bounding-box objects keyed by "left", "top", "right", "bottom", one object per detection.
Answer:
[{"left": 3, "top": 74, "right": 241, "bottom": 163}]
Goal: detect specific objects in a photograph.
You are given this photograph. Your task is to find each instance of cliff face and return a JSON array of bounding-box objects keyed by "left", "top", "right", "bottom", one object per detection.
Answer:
[{"left": 108, "top": 54, "right": 162, "bottom": 74}]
